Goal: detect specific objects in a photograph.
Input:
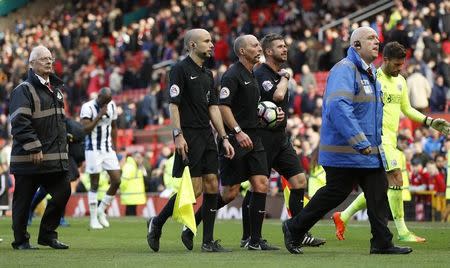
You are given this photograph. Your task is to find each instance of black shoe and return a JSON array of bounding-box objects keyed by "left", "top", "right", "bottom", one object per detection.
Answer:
[
  {"left": 181, "top": 227, "right": 194, "bottom": 251},
  {"left": 37, "top": 238, "right": 69, "bottom": 249},
  {"left": 12, "top": 242, "right": 39, "bottom": 250},
  {"left": 247, "top": 238, "right": 280, "bottom": 251},
  {"left": 146, "top": 217, "right": 162, "bottom": 252},
  {"left": 240, "top": 237, "right": 250, "bottom": 248},
  {"left": 370, "top": 245, "right": 413, "bottom": 254},
  {"left": 201, "top": 240, "right": 232, "bottom": 252},
  {"left": 282, "top": 221, "right": 303, "bottom": 254},
  {"left": 301, "top": 232, "right": 326, "bottom": 247}
]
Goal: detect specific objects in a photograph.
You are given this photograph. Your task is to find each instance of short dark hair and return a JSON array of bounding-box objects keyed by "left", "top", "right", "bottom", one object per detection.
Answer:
[
  {"left": 383, "top": 41, "right": 406, "bottom": 59},
  {"left": 260, "top": 33, "right": 284, "bottom": 56}
]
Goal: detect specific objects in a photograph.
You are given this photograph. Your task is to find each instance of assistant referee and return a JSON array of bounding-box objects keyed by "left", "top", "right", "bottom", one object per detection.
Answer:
[{"left": 146, "top": 28, "right": 234, "bottom": 253}]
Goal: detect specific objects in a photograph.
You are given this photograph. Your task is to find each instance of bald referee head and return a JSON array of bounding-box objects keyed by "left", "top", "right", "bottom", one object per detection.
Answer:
[{"left": 184, "top": 28, "right": 214, "bottom": 61}]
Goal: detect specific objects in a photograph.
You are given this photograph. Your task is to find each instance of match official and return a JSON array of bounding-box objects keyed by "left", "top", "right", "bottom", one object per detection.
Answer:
[{"left": 146, "top": 28, "right": 234, "bottom": 253}]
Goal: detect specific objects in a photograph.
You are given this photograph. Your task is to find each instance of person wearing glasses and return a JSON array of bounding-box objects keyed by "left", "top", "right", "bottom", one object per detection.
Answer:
[{"left": 9, "top": 45, "right": 71, "bottom": 250}]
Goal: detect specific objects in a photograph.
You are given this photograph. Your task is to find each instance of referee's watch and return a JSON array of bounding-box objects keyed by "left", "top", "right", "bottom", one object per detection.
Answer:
[
  {"left": 172, "top": 128, "right": 183, "bottom": 138},
  {"left": 233, "top": 126, "right": 242, "bottom": 134},
  {"left": 221, "top": 134, "right": 229, "bottom": 140}
]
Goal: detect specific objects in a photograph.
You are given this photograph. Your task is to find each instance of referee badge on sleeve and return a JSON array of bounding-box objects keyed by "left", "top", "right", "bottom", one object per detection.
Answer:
[
  {"left": 220, "top": 87, "right": 230, "bottom": 99},
  {"left": 170, "top": 84, "right": 180, "bottom": 97},
  {"left": 262, "top": 80, "right": 273, "bottom": 91}
]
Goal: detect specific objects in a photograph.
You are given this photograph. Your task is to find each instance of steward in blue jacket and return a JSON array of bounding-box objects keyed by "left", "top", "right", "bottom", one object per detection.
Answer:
[
  {"left": 282, "top": 27, "right": 412, "bottom": 256},
  {"left": 319, "top": 46, "right": 384, "bottom": 168}
]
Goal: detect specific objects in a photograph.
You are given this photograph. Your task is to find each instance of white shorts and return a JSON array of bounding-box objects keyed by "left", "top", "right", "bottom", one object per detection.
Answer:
[{"left": 85, "top": 150, "right": 120, "bottom": 174}]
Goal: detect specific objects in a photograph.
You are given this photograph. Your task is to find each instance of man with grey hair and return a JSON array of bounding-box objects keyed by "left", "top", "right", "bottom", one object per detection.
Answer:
[
  {"left": 9, "top": 45, "right": 70, "bottom": 249},
  {"left": 282, "top": 27, "right": 412, "bottom": 255},
  {"left": 217, "top": 34, "right": 281, "bottom": 250}
]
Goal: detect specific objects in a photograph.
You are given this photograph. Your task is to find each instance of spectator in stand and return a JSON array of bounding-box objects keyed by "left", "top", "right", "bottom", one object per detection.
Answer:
[
  {"left": 301, "top": 84, "right": 320, "bottom": 115},
  {"left": 436, "top": 54, "right": 450, "bottom": 88},
  {"left": 300, "top": 64, "right": 317, "bottom": 93},
  {"left": 435, "top": 153, "right": 447, "bottom": 182},
  {"left": 292, "top": 41, "right": 309, "bottom": 74},
  {"left": 412, "top": 141, "right": 432, "bottom": 167},
  {"left": 289, "top": 84, "right": 303, "bottom": 116},
  {"left": 135, "top": 88, "right": 158, "bottom": 129},
  {"left": 409, "top": 50, "right": 433, "bottom": 86},
  {"left": 423, "top": 128, "right": 445, "bottom": 158},
  {"left": 430, "top": 75, "right": 448, "bottom": 112},
  {"left": 407, "top": 65, "right": 432, "bottom": 113},
  {"left": 109, "top": 67, "right": 123, "bottom": 95},
  {"left": 410, "top": 158, "right": 426, "bottom": 192},
  {"left": 423, "top": 32, "right": 442, "bottom": 64}
]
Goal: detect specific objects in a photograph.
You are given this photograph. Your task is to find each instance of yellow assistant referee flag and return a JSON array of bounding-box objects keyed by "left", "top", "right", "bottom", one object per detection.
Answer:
[{"left": 172, "top": 167, "right": 197, "bottom": 235}]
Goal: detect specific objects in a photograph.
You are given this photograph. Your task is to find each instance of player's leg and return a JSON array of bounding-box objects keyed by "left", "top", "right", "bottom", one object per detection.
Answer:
[
  {"left": 97, "top": 151, "right": 122, "bottom": 228},
  {"left": 182, "top": 141, "right": 243, "bottom": 249},
  {"left": 88, "top": 173, "right": 103, "bottom": 229},
  {"left": 85, "top": 151, "right": 103, "bottom": 229},
  {"left": 199, "top": 173, "right": 231, "bottom": 252},
  {"left": 247, "top": 176, "right": 279, "bottom": 251},
  {"left": 240, "top": 181, "right": 251, "bottom": 247},
  {"left": 96, "top": 169, "right": 120, "bottom": 228},
  {"left": 333, "top": 192, "right": 367, "bottom": 240},
  {"left": 181, "top": 183, "right": 240, "bottom": 250},
  {"left": 387, "top": 168, "right": 425, "bottom": 242},
  {"left": 288, "top": 173, "right": 326, "bottom": 247},
  {"left": 147, "top": 152, "right": 186, "bottom": 252}
]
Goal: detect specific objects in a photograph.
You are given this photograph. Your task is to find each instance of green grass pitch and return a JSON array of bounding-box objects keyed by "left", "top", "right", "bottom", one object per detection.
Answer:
[{"left": 1, "top": 217, "right": 449, "bottom": 267}]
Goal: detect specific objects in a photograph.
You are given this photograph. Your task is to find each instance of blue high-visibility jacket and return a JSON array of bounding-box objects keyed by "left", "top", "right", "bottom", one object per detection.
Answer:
[{"left": 319, "top": 47, "right": 384, "bottom": 168}]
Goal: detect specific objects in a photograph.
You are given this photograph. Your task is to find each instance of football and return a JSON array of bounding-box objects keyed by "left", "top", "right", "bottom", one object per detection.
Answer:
[{"left": 257, "top": 101, "right": 278, "bottom": 128}]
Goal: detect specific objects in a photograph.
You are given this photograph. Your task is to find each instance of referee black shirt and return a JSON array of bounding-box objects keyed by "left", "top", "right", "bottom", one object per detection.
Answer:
[
  {"left": 219, "top": 61, "right": 260, "bottom": 131},
  {"left": 168, "top": 56, "right": 217, "bottom": 129},
  {"left": 254, "top": 63, "right": 288, "bottom": 130}
]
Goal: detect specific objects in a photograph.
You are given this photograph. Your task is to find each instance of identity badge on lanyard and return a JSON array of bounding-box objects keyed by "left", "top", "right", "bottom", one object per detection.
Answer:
[{"left": 361, "top": 80, "right": 372, "bottom": 94}]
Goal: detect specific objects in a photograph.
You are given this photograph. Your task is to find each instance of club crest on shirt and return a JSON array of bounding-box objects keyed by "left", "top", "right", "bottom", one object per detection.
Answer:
[
  {"left": 169, "top": 84, "right": 180, "bottom": 97},
  {"left": 220, "top": 87, "right": 230, "bottom": 99},
  {"left": 390, "top": 159, "right": 397, "bottom": 167},
  {"left": 57, "top": 91, "right": 63, "bottom": 100},
  {"left": 262, "top": 80, "right": 273, "bottom": 91}
]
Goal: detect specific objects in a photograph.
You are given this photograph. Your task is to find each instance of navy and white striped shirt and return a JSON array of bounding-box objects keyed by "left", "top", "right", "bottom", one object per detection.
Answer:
[{"left": 80, "top": 99, "right": 118, "bottom": 152}]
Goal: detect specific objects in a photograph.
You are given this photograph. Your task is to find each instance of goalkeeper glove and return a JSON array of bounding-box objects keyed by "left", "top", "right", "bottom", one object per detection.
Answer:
[{"left": 424, "top": 117, "right": 450, "bottom": 135}]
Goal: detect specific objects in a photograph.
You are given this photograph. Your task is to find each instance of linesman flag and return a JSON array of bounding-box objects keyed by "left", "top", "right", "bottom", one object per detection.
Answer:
[
  {"left": 172, "top": 166, "right": 197, "bottom": 235},
  {"left": 281, "top": 176, "right": 309, "bottom": 218}
]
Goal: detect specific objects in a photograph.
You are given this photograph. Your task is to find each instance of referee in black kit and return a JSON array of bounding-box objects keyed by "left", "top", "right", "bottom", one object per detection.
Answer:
[
  {"left": 147, "top": 28, "right": 234, "bottom": 253},
  {"left": 218, "top": 35, "right": 280, "bottom": 250},
  {"left": 252, "top": 33, "right": 325, "bottom": 249}
]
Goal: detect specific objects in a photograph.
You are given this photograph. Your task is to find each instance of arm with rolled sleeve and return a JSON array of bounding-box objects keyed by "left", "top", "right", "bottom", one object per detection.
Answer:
[
  {"left": 324, "top": 64, "right": 371, "bottom": 151},
  {"left": 9, "top": 86, "right": 42, "bottom": 153}
]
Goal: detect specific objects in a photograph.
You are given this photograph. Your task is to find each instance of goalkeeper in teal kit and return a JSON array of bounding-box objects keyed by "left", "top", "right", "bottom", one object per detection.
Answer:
[{"left": 333, "top": 42, "right": 450, "bottom": 242}]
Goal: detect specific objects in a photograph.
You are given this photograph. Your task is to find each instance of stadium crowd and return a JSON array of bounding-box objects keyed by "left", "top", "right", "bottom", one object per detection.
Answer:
[{"left": 0, "top": 0, "right": 449, "bottom": 221}]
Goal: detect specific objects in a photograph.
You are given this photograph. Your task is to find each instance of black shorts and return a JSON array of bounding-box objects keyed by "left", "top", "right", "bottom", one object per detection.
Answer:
[
  {"left": 220, "top": 130, "right": 268, "bottom": 186},
  {"left": 258, "top": 129, "right": 303, "bottom": 179},
  {"left": 173, "top": 128, "right": 219, "bottom": 178}
]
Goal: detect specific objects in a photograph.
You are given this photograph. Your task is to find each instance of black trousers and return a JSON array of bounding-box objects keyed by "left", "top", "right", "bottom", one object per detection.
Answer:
[
  {"left": 12, "top": 172, "right": 71, "bottom": 246},
  {"left": 289, "top": 166, "right": 393, "bottom": 249}
]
